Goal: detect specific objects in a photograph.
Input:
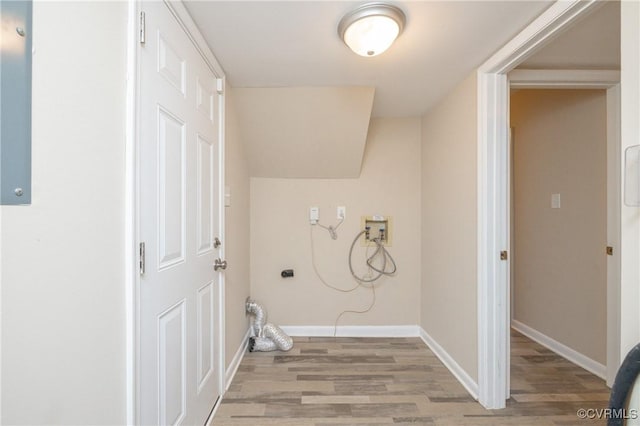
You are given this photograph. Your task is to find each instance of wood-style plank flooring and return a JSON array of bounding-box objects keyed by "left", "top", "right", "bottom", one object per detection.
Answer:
[{"left": 213, "top": 330, "right": 609, "bottom": 425}]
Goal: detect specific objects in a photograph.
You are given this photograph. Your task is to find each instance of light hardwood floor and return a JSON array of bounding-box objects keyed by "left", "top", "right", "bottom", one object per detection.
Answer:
[{"left": 213, "top": 330, "right": 609, "bottom": 425}]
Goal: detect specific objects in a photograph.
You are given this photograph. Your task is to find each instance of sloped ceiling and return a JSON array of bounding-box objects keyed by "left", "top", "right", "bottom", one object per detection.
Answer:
[
  {"left": 232, "top": 87, "right": 374, "bottom": 178},
  {"left": 184, "top": 1, "right": 557, "bottom": 178}
]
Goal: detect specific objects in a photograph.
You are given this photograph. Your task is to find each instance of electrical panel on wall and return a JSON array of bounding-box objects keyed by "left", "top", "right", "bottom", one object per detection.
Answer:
[
  {"left": 1, "top": 0, "right": 32, "bottom": 205},
  {"left": 361, "top": 215, "right": 393, "bottom": 246}
]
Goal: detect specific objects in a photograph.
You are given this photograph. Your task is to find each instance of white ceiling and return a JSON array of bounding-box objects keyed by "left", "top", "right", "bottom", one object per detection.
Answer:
[{"left": 184, "top": 1, "right": 554, "bottom": 117}]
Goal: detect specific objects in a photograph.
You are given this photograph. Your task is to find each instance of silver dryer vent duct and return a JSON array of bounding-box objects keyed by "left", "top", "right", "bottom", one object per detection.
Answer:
[{"left": 246, "top": 298, "right": 293, "bottom": 352}]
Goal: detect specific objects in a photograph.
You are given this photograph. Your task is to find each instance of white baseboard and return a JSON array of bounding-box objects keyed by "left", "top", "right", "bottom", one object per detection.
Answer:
[
  {"left": 206, "top": 328, "right": 250, "bottom": 425},
  {"left": 205, "top": 396, "right": 221, "bottom": 426},
  {"left": 511, "top": 320, "right": 606, "bottom": 380},
  {"left": 418, "top": 327, "right": 479, "bottom": 399},
  {"left": 225, "top": 327, "right": 251, "bottom": 391},
  {"left": 280, "top": 325, "right": 420, "bottom": 337}
]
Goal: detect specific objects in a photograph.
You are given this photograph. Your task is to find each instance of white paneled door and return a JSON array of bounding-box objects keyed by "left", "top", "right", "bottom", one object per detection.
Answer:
[{"left": 138, "top": 2, "right": 223, "bottom": 424}]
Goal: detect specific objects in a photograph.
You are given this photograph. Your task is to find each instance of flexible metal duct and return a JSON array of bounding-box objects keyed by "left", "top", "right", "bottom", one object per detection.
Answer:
[
  {"left": 245, "top": 298, "right": 293, "bottom": 352},
  {"left": 262, "top": 323, "right": 293, "bottom": 351},
  {"left": 246, "top": 298, "right": 266, "bottom": 337},
  {"left": 249, "top": 336, "right": 278, "bottom": 352}
]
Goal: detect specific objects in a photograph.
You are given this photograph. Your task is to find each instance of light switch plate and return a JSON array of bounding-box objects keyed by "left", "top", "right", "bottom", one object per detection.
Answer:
[{"left": 551, "top": 193, "right": 561, "bottom": 209}]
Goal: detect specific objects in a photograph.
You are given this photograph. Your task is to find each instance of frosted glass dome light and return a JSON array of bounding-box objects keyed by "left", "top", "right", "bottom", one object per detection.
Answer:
[{"left": 338, "top": 3, "right": 406, "bottom": 57}]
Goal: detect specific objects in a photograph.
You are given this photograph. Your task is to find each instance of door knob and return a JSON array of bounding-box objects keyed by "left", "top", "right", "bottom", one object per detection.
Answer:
[{"left": 214, "top": 258, "right": 228, "bottom": 271}]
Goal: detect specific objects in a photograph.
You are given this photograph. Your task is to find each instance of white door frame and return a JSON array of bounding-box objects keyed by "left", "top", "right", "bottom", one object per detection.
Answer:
[
  {"left": 476, "top": 0, "right": 603, "bottom": 409},
  {"left": 619, "top": 0, "right": 640, "bottom": 364},
  {"left": 509, "top": 69, "right": 621, "bottom": 388},
  {"left": 125, "top": 1, "right": 227, "bottom": 423}
]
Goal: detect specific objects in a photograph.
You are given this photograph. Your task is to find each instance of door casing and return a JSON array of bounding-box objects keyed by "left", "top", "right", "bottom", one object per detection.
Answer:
[{"left": 476, "top": 0, "right": 608, "bottom": 409}]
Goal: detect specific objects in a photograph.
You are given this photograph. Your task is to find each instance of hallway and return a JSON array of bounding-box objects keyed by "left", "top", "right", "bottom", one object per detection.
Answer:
[{"left": 213, "top": 330, "right": 609, "bottom": 425}]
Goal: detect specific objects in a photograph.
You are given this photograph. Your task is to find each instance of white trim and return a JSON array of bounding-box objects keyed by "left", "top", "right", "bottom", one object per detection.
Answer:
[
  {"left": 125, "top": 0, "right": 140, "bottom": 423},
  {"left": 479, "top": 1, "right": 602, "bottom": 74},
  {"left": 205, "top": 327, "right": 249, "bottom": 426},
  {"left": 280, "top": 325, "right": 420, "bottom": 338},
  {"left": 163, "top": 0, "right": 225, "bottom": 78},
  {"left": 204, "top": 402, "right": 218, "bottom": 426},
  {"left": 225, "top": 328, "right": 250, "bottom": 391},
  {"left": 619, "top": 0, "right": 640, "bottom": 366},
  {"left": 477, "top": 70, "right": 510, "bottom": 410},
  {"left": 204, "top": 394, "right": 224, "bottom": 426},
  {"left": 216, "top": 76, "right": 227, "bottom": 396},
  {"left": 512, "top": 320, "right": 606, "bottom": 380},
  {"left": 477, "top": 0, "right": 602, "bottom": 409},
  {"left": 606, "top": 84, "right": 622, "bottom": 387},
  {"left": 216, "top": 276, "right": 226, "bottom": 394},
  {"left": 510, "top": 69, "right": 621, "bottom": 89},
  {"left": 419, "top": 328, "right": 479, "bottom": 400}
]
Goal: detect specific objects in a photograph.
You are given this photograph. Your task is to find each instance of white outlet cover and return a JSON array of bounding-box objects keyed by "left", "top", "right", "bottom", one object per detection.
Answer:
[
  {"left": 309, "top": 206, "right": 319, "bottom": 222},
  {"left": 551, "top": 193, "right": 561, "bottom": 209},
  {"left": 337, "top": 206, "right": 346, "bottom": 219}
]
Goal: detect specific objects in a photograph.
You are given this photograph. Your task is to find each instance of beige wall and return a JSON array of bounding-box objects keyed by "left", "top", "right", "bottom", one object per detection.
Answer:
[
  {"left": 1, "top": 2, "right": 127, "bottom": 423},
  {"left": 224, "top": 87, "right": 251, "bottom": 365},
  {"left": 420, "top": 73, "right": 478, "bottom": 382},
  {"left": 511, "top": 89, "right": 607, "bottom": 364},
  {"left": 249, "top": 117, "right": 421, "bottom": 327},
  {"left": 234, "top": 87, "right": 375, "bottom": 179}
]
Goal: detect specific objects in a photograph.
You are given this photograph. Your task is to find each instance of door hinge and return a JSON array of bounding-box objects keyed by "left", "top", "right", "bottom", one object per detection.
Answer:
[
  {"left": 139, "top": 242, "right": 146, "bottom": 275},
  {"left": 500, "top": 250, "right": 508, "bottom": 261},
  {"left": 139, "top": 11, "right": 146, "bottom": 45},
  {"left": 606, "top": 246, "right": 614, "bottom": 256}
]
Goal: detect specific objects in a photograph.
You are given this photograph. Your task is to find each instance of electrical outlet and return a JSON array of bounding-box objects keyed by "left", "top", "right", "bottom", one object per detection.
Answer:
[
  {"left": 337, "top": 206, "right": 346, "bottom": 220},
  {"left": 309, "top": 206, "right": 319, "bottom": 224}
]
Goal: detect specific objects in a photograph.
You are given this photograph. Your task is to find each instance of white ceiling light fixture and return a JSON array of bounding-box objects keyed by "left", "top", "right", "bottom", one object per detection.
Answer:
[{"left": 338, "top": 2, "right": 406, "bottom": 57}]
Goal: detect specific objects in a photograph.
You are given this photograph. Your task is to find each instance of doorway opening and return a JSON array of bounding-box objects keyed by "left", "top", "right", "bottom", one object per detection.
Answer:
[
  {"left": 508, "top": 86, "right": 618, "bottom": 395},
  {"left": 476, "top": 0, "right": 624, "bottom": 409}
]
